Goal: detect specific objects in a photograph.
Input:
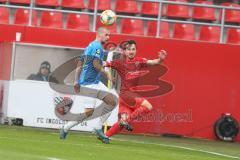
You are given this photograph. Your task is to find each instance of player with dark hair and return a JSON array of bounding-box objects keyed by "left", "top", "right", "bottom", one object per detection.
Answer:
[
  {"left": 57, "top": 27, "right": 116, "bottom": 143},
  {"left": 104, "top": 40, "right": 167, "bottom": 138}
]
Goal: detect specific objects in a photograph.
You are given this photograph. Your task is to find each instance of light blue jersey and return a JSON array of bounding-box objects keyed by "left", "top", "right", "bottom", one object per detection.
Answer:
[{"left": 79, "top": 40, "right": 104, "bottom": 85}]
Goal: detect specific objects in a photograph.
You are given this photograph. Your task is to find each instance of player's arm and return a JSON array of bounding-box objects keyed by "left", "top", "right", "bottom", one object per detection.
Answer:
[
  {"left": 147, "top": 50, "right": 167, "bottom": 66},
  {"left": 103, "top": 61, "right": 113, "bottom": 68},
  {"left": 103, "top": 61, "right": 108, "bottom": 67},
  {"left": 74, "top": 60, "right": 83, "bottom": 93},
  {"left": 93, "top": 59, "right": 112, "bottom": 81}
]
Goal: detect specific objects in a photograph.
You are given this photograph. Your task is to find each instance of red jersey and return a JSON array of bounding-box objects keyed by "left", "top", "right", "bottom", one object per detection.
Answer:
[
  {"left": 107, "top": 57, "right": 148, "bottom": 107},
  {"left": 106, "top": 57, "right": 148, "bottom": 93}
]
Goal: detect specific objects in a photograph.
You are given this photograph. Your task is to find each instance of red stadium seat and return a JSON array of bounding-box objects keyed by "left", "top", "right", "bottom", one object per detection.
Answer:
[
  {"left": 0, "top": 7, "right": 9, "bottom": 24},
  {"left": 192, "top": 1, "right": 216, "bottom": 21},
  {"left": 147, "top": 21, "right": 170, "bottom": 38},
  {"left": 14, "top": 9, "right": 37, "bottom": 26},
  {"left": 226, "top": 28, "right": 240, "bottom": 44},
  {"left": 66, "top": 14, "right": 90, "bottom": 31},
  {"left": 36, "top": 0, "right": 58, "bottom": 7},
  {"left": 88, "top": 0, "right": 111, "bottom": 11},
  {"left": 96, "top": 16, "right": 117, "bottom": 33},
  {"left": 121, "top": 19, "right": 144, "bottom": 35},
  {"left": 9, "top": 0, "right": 30, "bottom": 5},
  {"left": 141, "top": 2, "right": 160, "bottom": 16},
  {"left": 40, "top": 11, "right": 63, "bottom": 29},
  {"left": 61, "top": 0, "right": 85, "bottom": 9},
  {"left": 166, "top": 0, "right": 190, "bottom": 19},
  {"left": 221, "top": 3, "right": 240, "bottom": 23},
  {"left": 115, "top": 0, "right": 139, "bottom": 14},
  {"left": 199, "top": 26, "right": 220, "bottom": 43},
  {"left": 173, "top": 23, "right": 195, "bottom": 40},
  {"left": 0, "top": 0, "right": 7, "bottom": 3}
]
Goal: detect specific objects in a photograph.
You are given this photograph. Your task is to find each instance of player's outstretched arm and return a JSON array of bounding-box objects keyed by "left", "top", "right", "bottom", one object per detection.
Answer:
[
  {"left": 74, "top": 60, "right": 83, "bottom": 93},
  {"left": 147, "top": 50, "right": 167, "bottom": 66}
]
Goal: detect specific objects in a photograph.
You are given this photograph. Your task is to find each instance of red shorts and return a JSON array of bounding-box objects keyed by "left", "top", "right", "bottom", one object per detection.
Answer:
[{"left": 119, "top": 97, "right": 145, "bottom": 115}]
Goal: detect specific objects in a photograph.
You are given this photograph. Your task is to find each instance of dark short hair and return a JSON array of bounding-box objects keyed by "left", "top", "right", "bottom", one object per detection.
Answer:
[{"left": 123, "top": 40, "right": 137, "bottom": 50}]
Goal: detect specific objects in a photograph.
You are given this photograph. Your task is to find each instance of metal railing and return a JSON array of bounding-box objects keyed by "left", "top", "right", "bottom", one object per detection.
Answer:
[{"left": 0, "top": 0, "right": 240, "bottom": 44}]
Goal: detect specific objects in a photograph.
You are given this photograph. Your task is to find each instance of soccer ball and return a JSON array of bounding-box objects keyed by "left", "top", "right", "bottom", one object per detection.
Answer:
[{"left": 100, "top": 10, "right": 116, "bottom": 26}]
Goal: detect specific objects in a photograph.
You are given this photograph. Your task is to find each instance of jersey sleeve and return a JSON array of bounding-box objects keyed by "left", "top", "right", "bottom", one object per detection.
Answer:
[
  {"left": 139, "top": 57, "right": 148, "bottom": 67},
  {"left": 105, "top": 61, "right": 112, "bottom": 67},
  {"left": 105, "top": 60, "right": 120, "bottom": 70}
]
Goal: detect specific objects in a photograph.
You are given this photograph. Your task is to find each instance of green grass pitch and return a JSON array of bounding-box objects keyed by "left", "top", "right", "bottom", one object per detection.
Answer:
[{"left": 0, "top": 125, "right": 239, "bottom": 160}]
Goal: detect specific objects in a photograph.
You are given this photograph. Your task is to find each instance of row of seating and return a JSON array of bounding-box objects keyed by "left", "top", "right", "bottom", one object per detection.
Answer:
[
  {"left": 122, "top": 21, "right": 240, "bottom": 45},
  {"left": 0, "top": 0, "right": 240, "bottom": 23},
  {"left": 0, "top": 7, "right": 239, "bottom": 44}
]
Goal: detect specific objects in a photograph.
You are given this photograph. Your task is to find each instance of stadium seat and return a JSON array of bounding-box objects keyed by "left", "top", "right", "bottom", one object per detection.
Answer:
[
  {"left": 0, "top": 0, "right": 7, "bottom": 3},
  {"left": 115, "top": 0, "right": 139, "bottom": 14},
  {"left": 121, "top": 19, "right": 144, "bottom": 35},
  {"left": 141, "top": 2, "right": 160, "bottom": 16},
  {"left": 192, "top": 1, "right": 216, "bottom": 21},
  {"left": 0, "top": 7, "right": 9, "bottom": 24},
  {"left": 61, "top": 0, "right": 85, "bottom": 10},
  {"left": 199, "top": 26, "right": 220, "bottom": 43},
  {"left": 88, "top": 0, "right": 111, "bottom": 11},
  {"left": 221, "top": 3, "right": 240, "bottom": 23},
  {"left": 14, "top": 9, "right": 37, "bottom": 26},
  {"left": 173, "top": 23, "right": 195, "bottom": 40},
  {"left": 147, "top": 21, "right": 170, "bottom": 38},
  {"left": 66, "top": 14, "right": 90, "bottom": 31},
  {"left": 226, "top": 28, "right": 240, "bottom": 44},
  {"left": 9, "top": 0, "right": 30, "bottom": 5},
  {"left": 166, "top": 0, "right": 190, "bottom": 19},
  {"left": 36, "top": 0, "right": 59, "bottom": 7},
  {"left": 40, "top": 11, "right": 63, "bottom": 29},
  {"left": 96, "top": 16, "right": 117, "bottom": 33}
]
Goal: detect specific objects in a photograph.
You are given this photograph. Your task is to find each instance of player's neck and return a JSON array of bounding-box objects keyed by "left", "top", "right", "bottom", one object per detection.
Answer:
[
  {"left": 95, "top": 39, "right": 104, "bottom": 45},
  {"left": 126, "top": 57, "right": 135, "bottom": 61},
  {"left": 95, "top": 38, "right": 100, "bottom": 43}
]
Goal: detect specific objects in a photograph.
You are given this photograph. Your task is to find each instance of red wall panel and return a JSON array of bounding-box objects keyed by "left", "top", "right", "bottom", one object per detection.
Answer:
[
  {"left": 0, "top": 42, "right": 12, "bottom": 80},
  {"left": 24, "top": 27, "right": 95, "bottom": 47},
  {"left": 129, "top": 39, "right": 240, "bottom": 141},
  {"left": 0, "top": 24, "right": 25, "bottom": 42}
]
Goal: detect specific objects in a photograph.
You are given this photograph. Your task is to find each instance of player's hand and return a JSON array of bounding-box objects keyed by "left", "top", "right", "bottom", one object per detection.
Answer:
[
  {"left": 158, "top": 50, "right": 167, "bottom": 60},
  {"left": 73, "top": 81, "right": 80, "bottom": 93},
  {"left": 103, "top": 61, "right": 107, "bottom": 67}
]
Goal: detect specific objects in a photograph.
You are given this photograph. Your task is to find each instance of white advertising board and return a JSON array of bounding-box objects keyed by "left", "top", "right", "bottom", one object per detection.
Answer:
[{"left": 5, "top": 80, "right": 118, "bottom": 131}]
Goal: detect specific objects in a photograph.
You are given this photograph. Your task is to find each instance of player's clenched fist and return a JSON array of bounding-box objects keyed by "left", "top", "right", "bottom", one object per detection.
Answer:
[
  {"left": 158, "top": 50, "right": 167, "bottom": 60},
  {"left": 74, "top": 81, "right": 80, "bottom": 93}
]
